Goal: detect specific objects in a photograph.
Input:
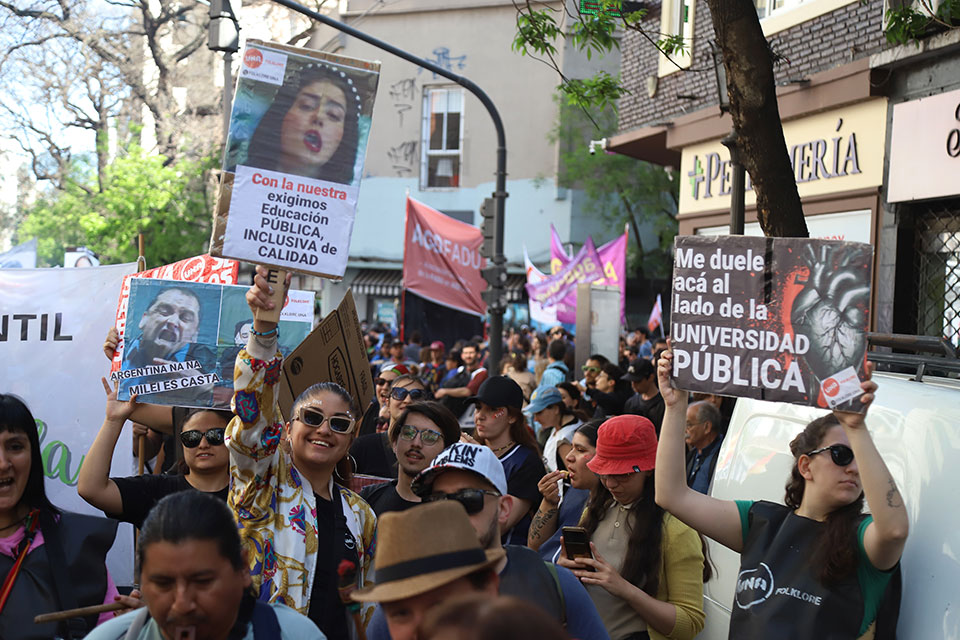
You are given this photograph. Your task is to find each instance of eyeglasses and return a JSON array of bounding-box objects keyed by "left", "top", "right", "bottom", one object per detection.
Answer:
[
  {"left": 806, "top": 444, "right": 854, "bottom": 467},
  {"left": 390, "top": 387, "right": 427, "bottom": 402},
  {"left": 423, "top": 488, "right": 500, "bottom": 515},
  {"left": 180, "top": 428, "right": 226, "bottom": 448},
  {"left": 600, "top": 471, "right": 638, "bottom": 484},
  {"left": 297, "top": 407, "right": 355, "bottom": 434},
  {"left": 375, "top": 377, "right": 390, "bottom": 386},
  {"left": 398, "top": 424, "right": 443, "bottom": 446},
  {"left": 582, "top": 365, "right": 600, "bottom": 373}
]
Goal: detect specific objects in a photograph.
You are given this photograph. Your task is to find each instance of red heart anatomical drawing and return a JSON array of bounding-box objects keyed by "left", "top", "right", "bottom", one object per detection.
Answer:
[{"left": 790, "top": 244, "right": 871, "bottom": 380}]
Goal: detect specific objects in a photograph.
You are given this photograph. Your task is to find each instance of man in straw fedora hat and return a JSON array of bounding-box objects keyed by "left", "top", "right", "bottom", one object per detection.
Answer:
[
  {"left": 360, "top": 442, "right": 609, "bottom": 640},
  {"left": 351, "top": 500, "right": 502, "bottom": 640}
]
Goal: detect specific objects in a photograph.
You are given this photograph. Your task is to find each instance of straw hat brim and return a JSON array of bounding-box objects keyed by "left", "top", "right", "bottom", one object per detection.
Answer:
[{"left": 351, "top": 547, "right": 505, "bottom": 603}]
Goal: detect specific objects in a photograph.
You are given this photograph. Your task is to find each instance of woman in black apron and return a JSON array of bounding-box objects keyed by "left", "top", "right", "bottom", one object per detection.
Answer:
[{"left": 654, "top": 349, "right": 908, "bottom": 639}]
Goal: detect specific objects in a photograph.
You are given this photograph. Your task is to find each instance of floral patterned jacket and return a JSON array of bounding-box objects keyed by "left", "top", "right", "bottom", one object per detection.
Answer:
[{"left": 227, "top": 339, "right": 377, "bottom": 635}]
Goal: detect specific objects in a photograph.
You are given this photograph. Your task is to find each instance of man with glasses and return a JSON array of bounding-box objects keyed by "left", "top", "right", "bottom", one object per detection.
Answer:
[
  {"left": 684, "top": 400, "right": 725, "bottom": 494},
  {"left": 400, "top": 442, "right": 609, "bottom": 640},
  {"left": 360, "top": 401, "right": 461, "bottom": 515},
  {"left": 622, "top": 357, "right": 666, "bottom": 432},
  {"left": 352, "top": 374, "right": 430, "bottom": 478}
]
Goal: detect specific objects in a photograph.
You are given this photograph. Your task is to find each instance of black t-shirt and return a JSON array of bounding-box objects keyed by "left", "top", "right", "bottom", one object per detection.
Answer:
[
  {"left": 109, "top": 473, "right": 229, "bottom": 528},
  {"left": 309, "top": 495, "right": 350, "bottom": 640},
  {"left": 359, "top": 480, "right": 419, "bottom": 516},
  {"left": 499, "top": 445, "right": 546, "bottom": 546},
  {"left": 624, "top": 391, "right": 665, "bottom": 434},
  {"left": 350, "top": 432, "right": 397, "bottom": 479},
  {"left": 357, "top": 401, "right": 382, "bottom": 438}
]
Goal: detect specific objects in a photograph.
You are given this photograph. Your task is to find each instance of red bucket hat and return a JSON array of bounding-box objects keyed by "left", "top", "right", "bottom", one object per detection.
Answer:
[{"left": 587, "top": 415, "right": 658, "bottom": 476}]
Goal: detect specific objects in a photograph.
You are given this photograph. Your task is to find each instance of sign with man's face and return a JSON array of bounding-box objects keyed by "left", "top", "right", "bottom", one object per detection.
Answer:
[
  {"left": 117, "top": 278, "right": 313, "bottom": 409},
  {"left": 137, "top": 288, "right": 203, "bottom": 360}
]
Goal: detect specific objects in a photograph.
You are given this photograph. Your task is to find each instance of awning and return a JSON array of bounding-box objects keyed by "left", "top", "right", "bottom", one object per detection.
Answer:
[
  {"left": 606, "top": 124, "right": 681, "bottom": 168},
  {"left": 351, "top": 269, "right": 402, "bottom": 297}
]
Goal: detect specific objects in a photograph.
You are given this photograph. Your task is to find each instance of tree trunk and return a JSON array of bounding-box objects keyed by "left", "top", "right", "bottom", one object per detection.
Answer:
[{"left": 705, "top": 0, "right": 809, "bottom": 238}]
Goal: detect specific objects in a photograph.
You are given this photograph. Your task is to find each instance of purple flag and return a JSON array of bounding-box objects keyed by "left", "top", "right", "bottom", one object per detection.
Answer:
[
  {"left": 526, "top": 237, "right": 604, "bottom": 308},
  {"left": 549, "top": 225, "right": 628, "bottom": 324}
]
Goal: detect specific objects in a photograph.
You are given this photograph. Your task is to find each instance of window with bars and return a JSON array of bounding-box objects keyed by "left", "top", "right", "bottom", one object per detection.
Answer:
[
  {"left": 421, "top": 88, "right": 463, "bottom": 189},
  {"left": 897, "top": 199, "right": 960, "bottom": 347}
]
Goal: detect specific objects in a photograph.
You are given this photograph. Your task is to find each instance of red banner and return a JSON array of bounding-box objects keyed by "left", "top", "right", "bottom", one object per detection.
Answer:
[
  {"left": 403, "top": 197, "right": 486, "bottom": 317},
  {"left": 110, "top": 254, "right": 239, "bottom": 371}
]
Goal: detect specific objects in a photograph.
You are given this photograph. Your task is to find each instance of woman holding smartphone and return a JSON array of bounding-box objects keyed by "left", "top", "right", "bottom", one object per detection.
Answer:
[{"left": 558, "top": 415, "right": 705, "bottom": 640}]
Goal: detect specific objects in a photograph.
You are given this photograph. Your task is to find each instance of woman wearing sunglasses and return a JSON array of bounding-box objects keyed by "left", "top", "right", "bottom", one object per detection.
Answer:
[
  {"left": 558, "top": 415, "right": 706, "bottom": 640},
  {"left": 654, "top": 349, "right": 908, "bottom": 639},
  {"left": 79, "top": 381, "right": 231, "bottom": 529},
  {"left": 351, "top": 375, "right": 429, "bottom": 478},
  {"left": 227, "top": 266, "right": 377, "bottom": 639}
]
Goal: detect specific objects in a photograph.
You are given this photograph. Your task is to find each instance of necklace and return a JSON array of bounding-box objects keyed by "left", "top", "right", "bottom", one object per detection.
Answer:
[
  {"left": 0, "top": 513, "right": 29, "bottom": 535},
  {"left": 491, "top": 441, "right": 516, "bottom": 455}
]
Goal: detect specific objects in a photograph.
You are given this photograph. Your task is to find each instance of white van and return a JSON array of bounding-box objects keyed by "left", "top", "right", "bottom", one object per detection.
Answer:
[{"left": 699, "top": 352, "right": 960, "bottom": 639}]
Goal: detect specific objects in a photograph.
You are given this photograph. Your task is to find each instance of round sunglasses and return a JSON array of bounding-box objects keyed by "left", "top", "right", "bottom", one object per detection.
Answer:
[
  {"left": 806, "top": 444, "right": 855, "bottom": 466},
  {"left": 390, "top": 387, "right": 428, "bottom": 402},
  {"left": 423, "top": 488, "right": 500, "bottom": 515},
  {"left": 297, "top": 407, "right": 355, "bottom": 434},
  {"left": 398, "top": 424, "right": 443, "bottom": 446},
  {"left": 180, "top": 427, "right": 226, "bottom": 448}
]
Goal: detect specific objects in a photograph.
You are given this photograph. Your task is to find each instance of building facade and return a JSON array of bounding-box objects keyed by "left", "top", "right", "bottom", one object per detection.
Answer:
[
  {"left": 609, "top": 0, "right": 960, "bottom": 344},
  {"left": 301, "top": 0, "right": 623, "bottom": 328}
]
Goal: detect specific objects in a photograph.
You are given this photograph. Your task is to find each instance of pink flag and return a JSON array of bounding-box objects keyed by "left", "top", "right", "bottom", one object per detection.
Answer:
[
  {"left": 549, "top": 225, "right": 628, "bottom": 324},
  {"left": 526, "top": 237, "right": 604, "bottom": 308},
  {"left": 647, "top": 293, "right": 664, "bottom": 337},
  {"left": 403, "top": 197, "right": 486, "bottom": 316}
]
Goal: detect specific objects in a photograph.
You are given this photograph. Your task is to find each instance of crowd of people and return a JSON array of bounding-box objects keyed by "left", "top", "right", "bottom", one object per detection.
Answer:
[{"left": 0, "top": 268, "right": 908, "bottom": 640}]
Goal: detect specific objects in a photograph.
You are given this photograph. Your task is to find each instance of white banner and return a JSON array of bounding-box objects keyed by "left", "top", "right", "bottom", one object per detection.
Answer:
[{"left": 1, "top": 263, "right": 136, "bottom": 584}]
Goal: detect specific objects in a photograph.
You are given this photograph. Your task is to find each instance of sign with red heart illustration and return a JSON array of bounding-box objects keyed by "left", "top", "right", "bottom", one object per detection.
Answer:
[{"left": 669, "top": 235, "right": 873, "bottom": 412}]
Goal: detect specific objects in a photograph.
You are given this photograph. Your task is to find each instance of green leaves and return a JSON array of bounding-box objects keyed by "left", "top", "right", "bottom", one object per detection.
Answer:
[
  {"left": 513, "top": 7, "right": 562, "bottom": 58},
  {"left": 17, "top": 144, "right": 218, "bottom": 268},
  {"left": 884, "top": 0, "right": 960, "bottom": 45}
]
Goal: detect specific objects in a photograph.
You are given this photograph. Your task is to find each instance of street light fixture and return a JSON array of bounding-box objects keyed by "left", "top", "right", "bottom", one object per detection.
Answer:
[{"left": 710, "top": 40, "right": 744, "bottom": 235}]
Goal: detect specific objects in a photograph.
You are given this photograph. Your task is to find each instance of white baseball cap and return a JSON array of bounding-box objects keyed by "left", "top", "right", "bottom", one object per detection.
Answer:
[{"left": 411, "top": 442, "right": 508, "bottom": 497}]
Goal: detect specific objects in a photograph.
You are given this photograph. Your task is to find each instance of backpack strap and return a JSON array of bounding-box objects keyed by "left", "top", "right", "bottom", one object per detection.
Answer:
[
  {"left": 250, "top": 600, "right": 281, "bottom": 638},
  {"left": 543, "top": 561, "right": 567, "bottom": 627}
]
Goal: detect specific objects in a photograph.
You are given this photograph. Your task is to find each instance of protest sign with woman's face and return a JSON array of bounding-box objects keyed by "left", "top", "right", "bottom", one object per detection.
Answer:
[{"left": 225, "top": 46, "right": 377, "bottom": 188}]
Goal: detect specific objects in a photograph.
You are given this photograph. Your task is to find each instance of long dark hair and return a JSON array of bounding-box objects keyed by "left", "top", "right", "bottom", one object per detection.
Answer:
[
  {"left": 785, "top": 413, "right": 864, "bottom": 585},
  {"left": 557, "top": 382, "right": 592, "bottom": 423},
  {"left": 292, "top": 382, "right": 358, "bottom": 483},
  {"left": 0, "top": 394, "right": 57, "bottom": 515},
  {"left": 582, "top": 474, "right": 664, "bottom": 595},
  {"left": 246, "top": 63, "right": 361, "bottom": 184}
]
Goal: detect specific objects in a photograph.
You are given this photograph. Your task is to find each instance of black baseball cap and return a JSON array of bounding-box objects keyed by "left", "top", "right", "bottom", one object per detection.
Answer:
[
  {"left": 468, "top": 376, "right": 524, "bottom": 410},
  {"left": 621, "top": 358, "right": 654, "bottom": 382}
]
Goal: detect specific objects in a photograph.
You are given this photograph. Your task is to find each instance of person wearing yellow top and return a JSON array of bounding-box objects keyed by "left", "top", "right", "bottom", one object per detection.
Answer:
[{"left": 558, "top": 415, "right": 705, "bottom": 640}]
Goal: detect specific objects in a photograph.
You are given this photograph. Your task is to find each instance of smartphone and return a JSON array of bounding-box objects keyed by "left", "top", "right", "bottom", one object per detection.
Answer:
[{"left": 562, "top": 526, "right": 593, "bottom": 563}]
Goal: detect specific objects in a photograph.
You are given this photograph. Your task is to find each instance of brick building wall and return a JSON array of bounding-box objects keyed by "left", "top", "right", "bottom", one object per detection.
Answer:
[{"left": 618, "top": 0, "right": 889, "bottom": 131}]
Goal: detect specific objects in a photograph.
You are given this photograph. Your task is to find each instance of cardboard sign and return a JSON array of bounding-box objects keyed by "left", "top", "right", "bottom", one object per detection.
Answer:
[
  {"left": 116, "top": 278, "right": 313, "bottom": 408},
  {"left": 279, "top": 289, "right": 373, "bottom": 421},
  {"left": 669, "top": 235, "right": 873, "bottom": 412},
  {"left": 210, "top": 40, "right": 381, "bottom": 278}
]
